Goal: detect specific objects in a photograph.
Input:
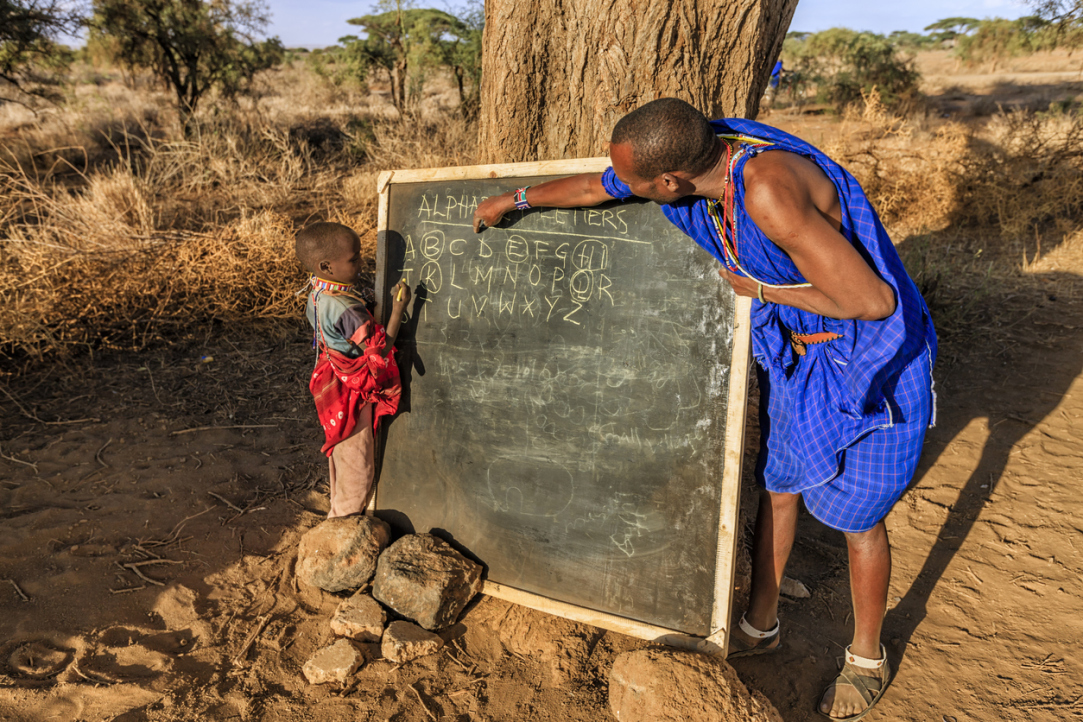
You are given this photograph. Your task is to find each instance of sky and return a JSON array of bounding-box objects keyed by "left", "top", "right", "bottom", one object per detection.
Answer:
[{"left": 265, "top": 0, "right": 1035, "bottom": 48}]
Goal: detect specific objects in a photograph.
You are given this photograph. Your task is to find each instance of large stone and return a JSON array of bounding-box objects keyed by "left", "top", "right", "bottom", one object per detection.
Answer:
[
  {"left": 371, "top": 533, "right": 483, "bottom": 630},
  {"left": 330, "top": 591, "right": 387, "bottom": 642},
  {"left": 381, "top": 621, "right": 444, "bottom": 664},
  {"left": 609, "top": 648, "right": 783, "bottom": 722},
  {"left": 296, "top": 515, "right": 391, "bottom": 592},
  {"left": 302, "top": 639, "right": 364, "bottom": 685}
]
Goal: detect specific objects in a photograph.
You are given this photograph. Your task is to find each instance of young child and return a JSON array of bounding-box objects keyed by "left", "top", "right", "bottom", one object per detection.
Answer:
[{"left": 294, "top": 221, "right": 411, "bottom": 518}]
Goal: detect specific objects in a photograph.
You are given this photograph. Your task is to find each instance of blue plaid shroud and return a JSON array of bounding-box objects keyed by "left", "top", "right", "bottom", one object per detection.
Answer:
[{"left": 601, "top": 118, "right": 937, "bottom": 532}]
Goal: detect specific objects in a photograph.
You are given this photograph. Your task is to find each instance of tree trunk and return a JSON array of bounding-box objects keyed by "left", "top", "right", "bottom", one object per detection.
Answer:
[{"left": 478, "top": 0, "right": 799, "bottom": 164}]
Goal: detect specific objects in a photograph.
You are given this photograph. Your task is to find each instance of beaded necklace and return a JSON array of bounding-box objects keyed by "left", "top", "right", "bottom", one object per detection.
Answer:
[
  {"left": 308, "top": 276, "right": 368, "bottom": 351},
  {"left": 705, "top": 135, "right": 813, "bottom": 291},
  {"left": 310, "top": 275, "right": 355, "bottom": 294}
]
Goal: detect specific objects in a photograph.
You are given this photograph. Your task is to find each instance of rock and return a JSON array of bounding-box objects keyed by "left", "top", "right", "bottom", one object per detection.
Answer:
[
  {"left": 302, "top": 639, "right": 364, "bottom": 685},
  {"left": 330, "top": 591, "right": 387, "bottom": 642},
  {"left": 296, "top": 515, "right": 391, "bottom": 592},
  {"left": 780, "top": 576, "right": 811, "bottom": 599},
  {"left": 380, "top": 621, "right": 444, "bottom": 664},
  {"left": 609, "top": 648, "right": 783, "bottom": 722},
  {"left": 372, "top": 533, "right": 483, "bottom": 630}
]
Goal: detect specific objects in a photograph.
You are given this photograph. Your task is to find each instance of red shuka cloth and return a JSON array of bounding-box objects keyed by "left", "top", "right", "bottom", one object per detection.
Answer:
[{"left": 309, "top": 324, "right": 401, "bottom": 456}]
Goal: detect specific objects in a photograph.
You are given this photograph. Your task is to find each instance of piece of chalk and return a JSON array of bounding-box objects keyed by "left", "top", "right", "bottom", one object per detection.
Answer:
[{"left": 396, "top": 286, "right": 404, "bottom": 302}]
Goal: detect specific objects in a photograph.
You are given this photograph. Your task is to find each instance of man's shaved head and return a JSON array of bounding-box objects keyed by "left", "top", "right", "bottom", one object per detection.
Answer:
[
  {"left": 295, "top": 222, "right": 359, "bottom": 274},
  {"left": 610, "top": 98, "right": 716, "bottom": 179}
]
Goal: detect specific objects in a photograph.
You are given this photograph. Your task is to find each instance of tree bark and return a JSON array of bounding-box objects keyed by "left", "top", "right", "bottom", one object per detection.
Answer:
[{"left": 477, "top": 0, "right": 799, "bottom": 164}]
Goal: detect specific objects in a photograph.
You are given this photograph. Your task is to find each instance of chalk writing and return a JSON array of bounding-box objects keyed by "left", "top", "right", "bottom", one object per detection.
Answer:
[{"left": 379, "top": 178, "right": 738, "bottom": 635}]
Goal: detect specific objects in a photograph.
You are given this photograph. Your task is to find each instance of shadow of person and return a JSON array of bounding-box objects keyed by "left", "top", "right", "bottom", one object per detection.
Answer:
[
  {"left": 372, "top": 282, "right": 427, "bottom": 489},
  {"left": 884, "top": 256, "right": 1083, "bottom": 667}
]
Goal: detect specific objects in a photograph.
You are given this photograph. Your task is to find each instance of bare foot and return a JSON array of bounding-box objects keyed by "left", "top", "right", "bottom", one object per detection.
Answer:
[{"left": 819, "top": 657, "right": 890, "bottom": 719}]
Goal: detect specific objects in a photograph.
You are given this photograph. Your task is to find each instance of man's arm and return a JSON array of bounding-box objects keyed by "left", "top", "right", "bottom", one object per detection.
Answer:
[
  {"left": 472, "top": 173, "right": 612, "bottom": 232},
  {"left": 721, "top": 152, "right": 897, "bottom": 321}
]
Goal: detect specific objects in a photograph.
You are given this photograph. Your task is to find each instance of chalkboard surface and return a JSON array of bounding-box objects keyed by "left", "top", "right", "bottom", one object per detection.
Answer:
[{"left": 374, "top": 162, "right": 747, "bottom": 638}]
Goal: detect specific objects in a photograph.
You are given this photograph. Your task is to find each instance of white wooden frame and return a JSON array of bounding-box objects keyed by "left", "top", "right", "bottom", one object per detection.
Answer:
[{"left": 374, "top": 159, "right": 752, "bottom": 655}]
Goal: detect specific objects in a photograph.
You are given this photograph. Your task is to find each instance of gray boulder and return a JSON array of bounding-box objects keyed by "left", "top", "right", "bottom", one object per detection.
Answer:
[
  {"left": 372, "top": 533, "right": 483, "bottom": 630},
  {"left": 296, "top": 515, "right": 391, "bottom": 592}
]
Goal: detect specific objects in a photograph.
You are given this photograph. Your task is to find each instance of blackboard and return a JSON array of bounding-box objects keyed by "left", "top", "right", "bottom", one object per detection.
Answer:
[{"left": 373, "top": 159, "right": 750, "bottom": 650}]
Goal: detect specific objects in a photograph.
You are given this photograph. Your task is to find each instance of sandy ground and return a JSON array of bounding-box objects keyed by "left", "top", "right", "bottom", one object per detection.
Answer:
[
  {"left": 4, "top": 243, "right": 1082, "bottom": 722},
  {"left": 4, "top": 88, "right": 1083, "bottom": 722}
]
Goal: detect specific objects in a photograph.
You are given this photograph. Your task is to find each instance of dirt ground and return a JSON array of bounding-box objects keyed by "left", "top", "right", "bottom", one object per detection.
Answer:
[{"left": 4, "top": 74, "right": 1083, "bottom": 722}]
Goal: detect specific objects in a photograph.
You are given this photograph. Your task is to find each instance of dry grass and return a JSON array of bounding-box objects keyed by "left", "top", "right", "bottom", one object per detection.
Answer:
[
  {"left": 827, "top": 89, "right": 1083, "bottom": 237},
  {"left": 3, "top": 61, "right": 1083, "bottom": 363},
  {"left": 0, "top": 62, "right": 475, "bottom": 360},
  {"left": 824, "top": 90, "right": 1083, "bottom": 343}
]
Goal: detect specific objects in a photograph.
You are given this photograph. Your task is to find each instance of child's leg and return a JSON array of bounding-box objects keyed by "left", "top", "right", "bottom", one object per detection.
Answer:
[{"left": 327, "top": 403, "right": 375, "bottom": 518}]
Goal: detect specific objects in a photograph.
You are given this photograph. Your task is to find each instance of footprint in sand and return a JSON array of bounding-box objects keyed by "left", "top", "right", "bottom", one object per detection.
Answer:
[
  {"left": 6, "top": 640, "right": 74, "bottom": 680},
  {"left": 77, "top": 626, "right": 196, "bottom": 683}
]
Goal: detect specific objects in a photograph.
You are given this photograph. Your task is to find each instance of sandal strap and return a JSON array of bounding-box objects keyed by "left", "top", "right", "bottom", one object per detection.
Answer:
[
  {"left": 836, "top": 665, "right": 880, "bottom": 706},
  {"left": 844, "top": 644, "right": 887, "bottom": 670},
  {"left": 739, "top": 614, "right": 779, "bottom": 639}
]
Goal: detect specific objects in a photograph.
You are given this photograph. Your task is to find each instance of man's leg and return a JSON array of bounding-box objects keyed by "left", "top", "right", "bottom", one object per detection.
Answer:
[
  {"left": 734, "top": 489, "right": 800, "bottom": 647},
  {"left": 819, "top": 520, "right": 892, "bottom": 718}
]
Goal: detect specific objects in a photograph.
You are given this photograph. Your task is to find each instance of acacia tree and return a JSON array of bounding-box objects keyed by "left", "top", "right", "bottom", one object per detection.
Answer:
[
  {"left": 0, "top": 0, "right": 83, "bottom": 103},
  {"left": 1029, "top": 0, "right": 1083, "bottom": 50},
  {"left": 477, "top": 0, "right": 799, "bottom": 164},
  {"left": 346, "top": 4, "right": 481, "bottom": 116},
  {"left": 922, "top": 17, "right": 982, "bottom": 45},
  {"left": 90, "top": 0, "right": 283, "bottom": 131}
]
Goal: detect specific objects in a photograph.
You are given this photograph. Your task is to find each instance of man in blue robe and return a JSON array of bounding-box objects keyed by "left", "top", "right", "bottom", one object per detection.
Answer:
[{"left": 473, "top": 98, "right": 936, "bottom": 721}]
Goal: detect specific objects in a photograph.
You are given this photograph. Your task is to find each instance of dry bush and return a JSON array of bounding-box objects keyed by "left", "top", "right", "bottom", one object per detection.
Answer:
[
  {"left": 0, "top": 63, "right": 475, "bottom": 360},
  {"left": 825, "top": 90, "right": 1083, "bottom": 342},
  {"left": 829, "top": 91, "right": 1083, "bottom": 241}
]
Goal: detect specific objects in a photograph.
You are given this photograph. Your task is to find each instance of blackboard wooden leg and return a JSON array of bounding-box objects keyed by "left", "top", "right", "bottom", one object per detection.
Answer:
[{"left": 708, "top": 294, "right": 753, "bottom": 655}]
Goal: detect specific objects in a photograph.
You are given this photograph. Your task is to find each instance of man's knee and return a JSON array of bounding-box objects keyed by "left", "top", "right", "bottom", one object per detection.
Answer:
[{"left": 843, "top": 521, "right": 888, "bottom": 550}]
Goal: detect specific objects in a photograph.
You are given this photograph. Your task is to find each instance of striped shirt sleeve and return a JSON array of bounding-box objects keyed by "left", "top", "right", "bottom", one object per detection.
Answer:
[{"left": 600, "top": 167, "right": 635, "bottom": 200}]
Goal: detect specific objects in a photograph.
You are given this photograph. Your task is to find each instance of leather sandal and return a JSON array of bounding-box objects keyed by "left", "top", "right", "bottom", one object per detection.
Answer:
[
  {"left": 727, "top": 615, "right": 781, "bottom": 659},
  {"left": 817, "top": 644, "right": 893, "bottom": 721}
]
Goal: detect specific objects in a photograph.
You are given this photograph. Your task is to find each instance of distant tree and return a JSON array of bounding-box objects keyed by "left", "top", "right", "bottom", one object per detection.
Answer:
[
  {"left": 89, "top": 0, "right": 283, "bottom": 132},
  {"left": 888, "top": 30, "right": 936, "bottom": 50},
  {"left": 412, "top": 2, "right": 482, "bottom": 119},
  {"left": 924, "top": 16, "right": 982, "bottom": 42},
  {"left": 345, "top": 2, "right": 481, "bottom": 116},
  {"left": 783, "top": 28, "right": 921, "bottom": 111},
  {"left": 1028, "top": 0, "right": 1083, "bottom": 50},
  {"left": 0, "top": 0, "right": 83, "bottom": 103},
  {"left": 955, "top": 16, "right": 1054, "bottom": 68}
]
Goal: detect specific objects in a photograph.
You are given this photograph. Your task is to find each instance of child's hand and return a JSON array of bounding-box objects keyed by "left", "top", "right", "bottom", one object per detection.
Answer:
[{"left": 391, "top": 281, "right": 411, "bottom": 310}]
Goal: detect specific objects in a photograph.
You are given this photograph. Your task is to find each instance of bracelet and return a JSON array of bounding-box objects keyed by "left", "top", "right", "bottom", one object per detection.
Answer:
[
  {"left": 757, "top": 283, "right": 766, "bottom": 303},
  {"left": 513, "top": 187, "right": 531, "bottom": 210}
]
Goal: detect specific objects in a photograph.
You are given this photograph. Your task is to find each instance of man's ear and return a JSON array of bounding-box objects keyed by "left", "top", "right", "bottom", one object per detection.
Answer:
[{"left": 660, "top": 173, "right": 682, "bottom": 192}]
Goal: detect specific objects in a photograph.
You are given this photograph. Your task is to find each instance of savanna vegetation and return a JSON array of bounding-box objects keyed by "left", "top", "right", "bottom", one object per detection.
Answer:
[{"left": 1, "top": 0, "right": 1082, "bottom": 369}]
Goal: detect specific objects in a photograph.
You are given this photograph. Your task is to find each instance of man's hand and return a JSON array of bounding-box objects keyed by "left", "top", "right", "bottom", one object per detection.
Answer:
[
  {"left": 717, "top": 267, "right": 760, "bottom": 299},
  {"left": 472, "top": 192, "right": 514, "bottom": 233}
]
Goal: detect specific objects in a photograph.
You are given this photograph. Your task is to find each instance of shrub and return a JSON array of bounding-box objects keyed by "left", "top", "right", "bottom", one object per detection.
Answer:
[{"left": 782, "top": 28, "right": 922, "bottom": 112}]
